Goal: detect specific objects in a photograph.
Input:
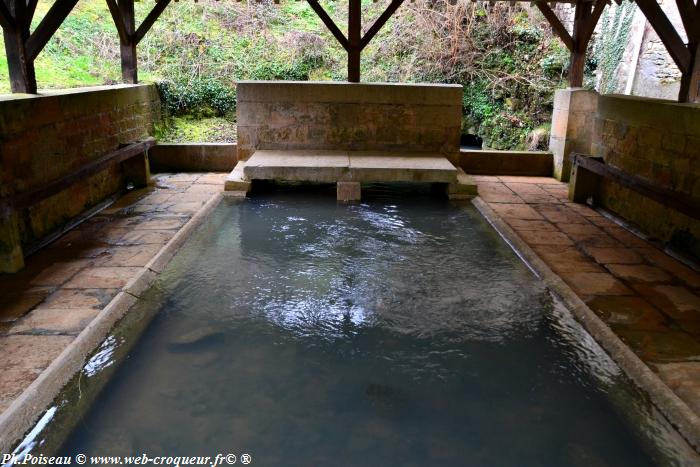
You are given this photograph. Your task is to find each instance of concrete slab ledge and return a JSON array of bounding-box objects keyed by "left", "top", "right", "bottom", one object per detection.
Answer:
[
  {"left": 472, "top": 196, "right": 700, "bottom": 453},
  {"left": 459, "top": 149, "right": 553, "bottom": 176},
  {"left": 242, "top": 150, "right": 458, "bottom": 184},
  {"left": 0, "top": 192, "right": 224, "bottom": 453},
  {"left": 149, "top": 143, "right": 237, "bottom": 173}
]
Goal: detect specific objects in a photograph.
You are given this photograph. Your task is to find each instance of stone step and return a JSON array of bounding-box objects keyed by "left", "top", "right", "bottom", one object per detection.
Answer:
[
  {"left": 224, "top": 161, "right": 252, "bottom": 193},
  {"left": 447, "top": 169, "right": 478, "bottom": 200}
]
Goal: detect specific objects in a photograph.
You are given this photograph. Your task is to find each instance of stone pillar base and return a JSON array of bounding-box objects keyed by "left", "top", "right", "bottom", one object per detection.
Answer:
[
  {"left": 549, "top": 88, "right": 599, "bottom": 182},
  {"left": 337, "top": 182, "right": 361, "bottom": 202},
  {"left": 0, "top": 213, "right": 25, "bottom": 273}
]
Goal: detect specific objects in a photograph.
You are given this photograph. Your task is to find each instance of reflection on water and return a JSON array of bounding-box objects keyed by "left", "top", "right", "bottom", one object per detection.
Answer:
[{"left": 58, "top": 186, "right": 673, "bottom": 466}]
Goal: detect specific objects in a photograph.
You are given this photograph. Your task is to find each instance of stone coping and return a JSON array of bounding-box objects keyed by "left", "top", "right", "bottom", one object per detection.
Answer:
[{"left": 236, "top": 80, "right": 463, "bottom": 106}]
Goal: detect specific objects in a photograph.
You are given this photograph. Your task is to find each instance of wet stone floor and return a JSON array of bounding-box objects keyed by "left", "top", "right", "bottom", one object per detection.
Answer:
[
  {"left": 475, "top": 175, "right": 700, "bottom": 415},
  {"left": 0, "top": 173, "right": 226, "bottom": 413}
]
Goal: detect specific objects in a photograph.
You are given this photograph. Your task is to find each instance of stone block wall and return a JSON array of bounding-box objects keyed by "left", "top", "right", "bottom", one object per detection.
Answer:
[
  {"left": 236, "top": 81, "right": 462, "bottom": 163},
  {"left": 149, "top": 143, "right": 237, "bottom": 172},
  {"left": 592, "top": 95, "right": 700, "bottom": 256},
  {"left": 0, "top": 84, "right": 160, "bottom": 252}
]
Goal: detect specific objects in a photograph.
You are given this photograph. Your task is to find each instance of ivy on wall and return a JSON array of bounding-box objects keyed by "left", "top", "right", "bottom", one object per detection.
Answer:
[{"left": 592, "top": 2, "right": 636, "bottom": 94}]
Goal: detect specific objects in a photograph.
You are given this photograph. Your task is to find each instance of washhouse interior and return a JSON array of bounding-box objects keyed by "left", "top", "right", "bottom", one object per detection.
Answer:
[{"left": 1, "top": 0, "right": 700, "bottom": 465}]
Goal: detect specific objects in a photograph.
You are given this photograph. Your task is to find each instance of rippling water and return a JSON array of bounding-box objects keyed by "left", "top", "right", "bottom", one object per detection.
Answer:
[{"left": 58, "top": 186, "right": 666, "bottom": 466}]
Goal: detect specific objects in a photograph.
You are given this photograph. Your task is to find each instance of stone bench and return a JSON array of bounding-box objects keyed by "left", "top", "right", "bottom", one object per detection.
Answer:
[{"left": 225, "top": 149, "right": 476, "bottom": 201}]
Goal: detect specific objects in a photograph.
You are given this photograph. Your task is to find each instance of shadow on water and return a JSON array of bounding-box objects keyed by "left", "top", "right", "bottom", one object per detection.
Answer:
[{"left": 8, "top": 183, "right": 699, "bottom": 467}]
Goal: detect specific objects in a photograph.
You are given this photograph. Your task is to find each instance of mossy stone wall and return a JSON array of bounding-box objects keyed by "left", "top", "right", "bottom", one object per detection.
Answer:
[{"left": 592, "top": 95, "right": 700, "bottom": 257}]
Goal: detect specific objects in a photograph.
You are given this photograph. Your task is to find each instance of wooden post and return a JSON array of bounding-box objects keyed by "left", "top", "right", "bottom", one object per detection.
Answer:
[
  {"left": 676, "top": 0, "right": 699, "bottom": 103},
  {"left": 119, "top": 0, "right": 137, "bottom": 83},
  {"left": 306, "top": 0, "right": 404, "bottom": 82},
  {"left": 569, "top": 0, "right": 591, "bottom": 87},
  {"left": 347, "top": 0, "right": 361, "bottom": 82},
  {"left": 535, "top": 0, "right": 604, "bottom": 88},
  {"left": 687, "top": 42, "right": 700, "bottom": 103},
  {"left": 2, "top": 0, "right": 37, "bottom": 93}
]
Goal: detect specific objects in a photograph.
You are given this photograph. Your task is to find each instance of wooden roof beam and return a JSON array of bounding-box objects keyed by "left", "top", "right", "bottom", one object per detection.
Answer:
[
  {"left": 105, "top": 0, "right": 129, "bottom": 44},
  {"left": 25, "top": 0, "right": 79, "bottom": 60},
  {"left": 636, "top": 0, "right": 691, "bottom": 73},
  {"left": 134, "top": 0, "right": 172, "bottom": 45},
  {"left": 578, "top": 0, "right": 606, "bottom": 51},
  {"left": 675, "top": 0, "right": 699, "bottom": 44},
  {"left": 0, "top": 1, "right": 15, "bottom": 32},
  {"left": 305, "top": 0, "right": 349, "bottom": 51},
  {"left": 360, "top": 0, "right": 405, "bottom": 49},
  {"left": 535, "top": 1, "right": 574, "bottom": 51}
]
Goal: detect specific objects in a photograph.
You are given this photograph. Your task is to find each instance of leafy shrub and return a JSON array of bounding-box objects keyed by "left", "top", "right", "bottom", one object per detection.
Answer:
[{"left": 157, "top": 78, "right": 236, "bottom": 117}]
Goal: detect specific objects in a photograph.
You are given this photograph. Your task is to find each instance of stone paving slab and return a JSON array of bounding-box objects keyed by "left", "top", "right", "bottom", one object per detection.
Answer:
[
  {"left": 475, "top": 175, "right": 700, "bottom": 420},
  {"left": 0, "top": 172, "right": 226, "bottom": 421}
]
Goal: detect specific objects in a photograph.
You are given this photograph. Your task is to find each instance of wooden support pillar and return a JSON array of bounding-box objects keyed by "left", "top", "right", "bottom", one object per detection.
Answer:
[
  {"left": 536, "top": 0, "right": 605, "bottom": 88},
  {"left": 569, "top": 1, "right": 591, "bottom": 87},
  {"left": 106, "top": 0, "right": 172, "bottom": 85},
  {"left": 119, "top": 0, "right": 137, "bottom": 83},
  {"left": 676, "top": 0, "right": 699, "bottom": 103},
  {"left": 2, "top": 0, "right": 36, "bottom": 93},
  {"left": 347, "top": 0, "right": 361, "bottom": 82},
  {"left": 683, "top": 41, "right": 700, "bottom": 103}
]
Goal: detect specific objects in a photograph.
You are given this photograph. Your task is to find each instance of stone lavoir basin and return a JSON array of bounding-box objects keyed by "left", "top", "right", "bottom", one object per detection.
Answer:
[{"left": 8, "top": 184, "right": 699, "bottom": 466}]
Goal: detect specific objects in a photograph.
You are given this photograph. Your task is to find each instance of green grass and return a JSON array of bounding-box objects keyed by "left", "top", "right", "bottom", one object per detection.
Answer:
[{"left": 155, "top": 116, "right": 237, "bottom": 143}]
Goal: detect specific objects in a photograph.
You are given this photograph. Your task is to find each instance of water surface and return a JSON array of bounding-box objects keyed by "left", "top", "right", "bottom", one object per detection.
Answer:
[{"left": 60, "top": 186, "right": 662, "bottom": 466}]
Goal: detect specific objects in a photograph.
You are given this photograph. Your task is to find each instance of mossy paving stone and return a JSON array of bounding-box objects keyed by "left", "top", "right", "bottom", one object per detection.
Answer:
[
  {"left": 612, "top": 328, "right": 700, "bottom": 363},
  {"left": 587, "top": 296, "right": 669, "bottom": 332}
]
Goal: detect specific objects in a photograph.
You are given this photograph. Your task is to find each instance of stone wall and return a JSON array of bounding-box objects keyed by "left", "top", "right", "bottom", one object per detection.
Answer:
[
  {"left": 149, "top": 143, "right": 237, "bottom": 172},
  {"left": 592, "top": 95, "right": 700, "bottom": 256},
  {"left": 0, "top": 84, "right": 160, "bottom": 259},
  {"left": 236, "top": 81, "right": 462, "bottom": 163}
]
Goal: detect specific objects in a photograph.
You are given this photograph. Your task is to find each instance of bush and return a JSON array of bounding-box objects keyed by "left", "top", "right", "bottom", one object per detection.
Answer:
[{"left": 157, "top": 78, "right": 236, "bottom": 118}]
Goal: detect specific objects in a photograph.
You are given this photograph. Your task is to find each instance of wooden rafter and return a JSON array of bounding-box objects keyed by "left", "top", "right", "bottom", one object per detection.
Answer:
[
  {"left": 134, "top": 0, "right": 172, "bottom": 45},
  {"left": 360, "top": 0, "right": 406, "bottom": 49},
  {"left": 675, "top": 0, "right": 699, "bottom": 43},
  {"left": 105, "top": 0, "right": 129, "bottom": 44},
  {"left": 0, "top": 0, "right": 16, "bottom": 32},
  {"left": 105, "top": 0, "right": 171, "bottom": 83},
  {"left": 25, "top": 0, "right": 79, "bottom": 60},
  {"left": 305, "top": 0, "right": 349, "bottom": 50},
  {"left": 307, "top": 0, "right": 409, "bottom": 81},
  {"left": 636, "top": 0, "right": 690, "bottom": 73},
  {"left": 26, "top": 0, "right": 38, "bottom": 24},
  {"left": 534, "top": 1, "right": 573, "bottom": 51},
  {"left": 578, "top": 0, "right": 606, "bottom": 51}
]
